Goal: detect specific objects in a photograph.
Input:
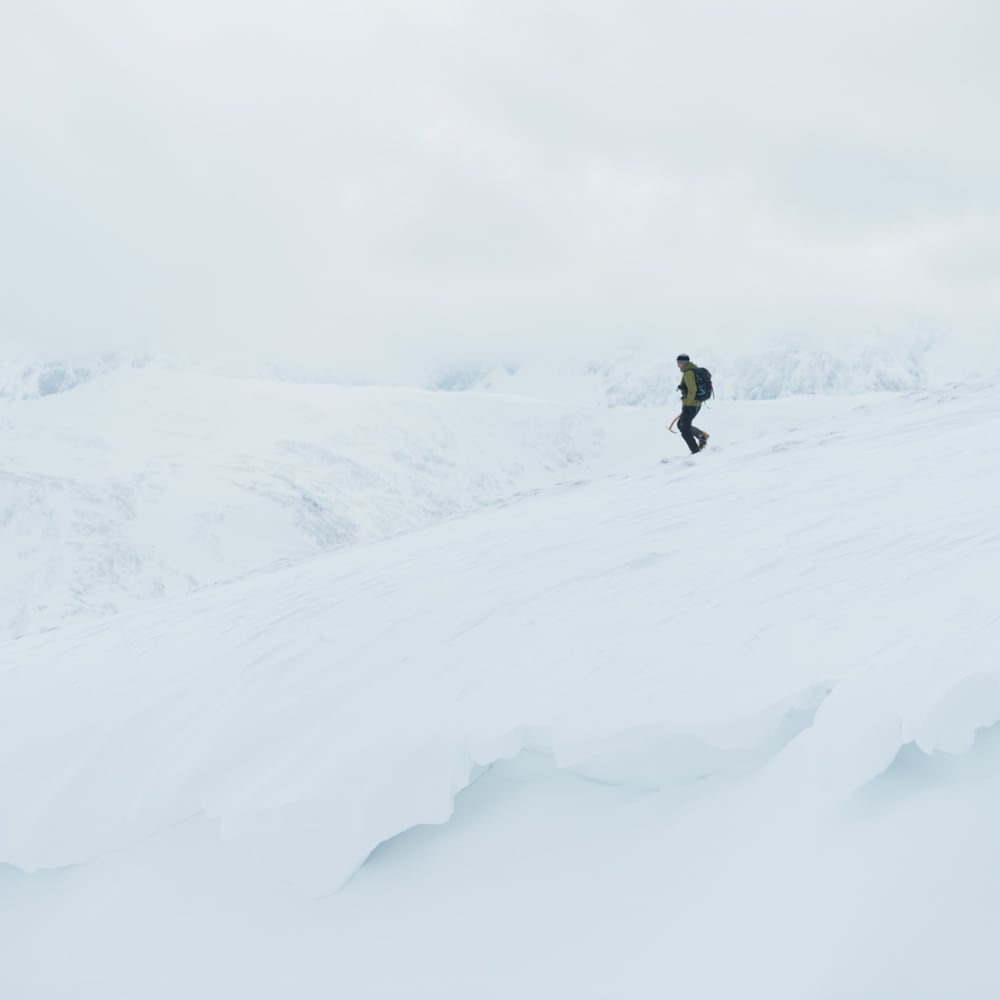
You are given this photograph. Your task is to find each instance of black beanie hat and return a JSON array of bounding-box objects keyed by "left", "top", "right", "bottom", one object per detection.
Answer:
[{"left": 676, "top": 354, "right": 690, "bottom": 362}]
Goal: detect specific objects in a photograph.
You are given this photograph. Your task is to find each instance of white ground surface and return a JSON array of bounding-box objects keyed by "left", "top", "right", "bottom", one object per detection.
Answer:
[
  {"left": 0, "top": 367, "right": 659, "bottom": 639},
  {"left": 1, "top": 370, "right": 999, "bottom": 998}
]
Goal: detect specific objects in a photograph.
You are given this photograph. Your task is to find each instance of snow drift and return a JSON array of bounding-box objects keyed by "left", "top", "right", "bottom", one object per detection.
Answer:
[{"left": 2, "top": 375, "right": 999, "bottom": 999}]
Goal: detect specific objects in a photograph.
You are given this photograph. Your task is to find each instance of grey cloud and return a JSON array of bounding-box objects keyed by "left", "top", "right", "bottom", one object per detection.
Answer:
[{"left": 2, "top": 0, "right": 998, "bottom": 373}]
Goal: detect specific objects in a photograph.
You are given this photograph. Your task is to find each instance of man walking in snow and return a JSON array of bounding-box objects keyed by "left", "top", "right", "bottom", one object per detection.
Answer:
[{"left": 676, "top": 354, "right": 709, "bottom": 455}]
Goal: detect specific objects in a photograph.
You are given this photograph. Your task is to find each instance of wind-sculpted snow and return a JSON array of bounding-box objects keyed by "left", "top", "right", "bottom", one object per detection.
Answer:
[
  {"left": 2, "top": 382, "right": 1000, "bottom": 998},
  {"left": 2, "top": 383, "right": 999, "bottom": 900},
  {"left": 0, "top": 515, "right": 839, "bottom": 887}
]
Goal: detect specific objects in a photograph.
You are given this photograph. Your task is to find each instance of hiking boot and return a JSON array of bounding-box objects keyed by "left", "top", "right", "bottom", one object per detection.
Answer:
[{"left": 698, "top": 432, "right": 710, "bottom": 451}]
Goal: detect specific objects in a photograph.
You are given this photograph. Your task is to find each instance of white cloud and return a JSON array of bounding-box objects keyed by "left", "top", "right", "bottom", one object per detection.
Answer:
[{"left": 2, "top": 0, "right": 998, "bottom": 375}]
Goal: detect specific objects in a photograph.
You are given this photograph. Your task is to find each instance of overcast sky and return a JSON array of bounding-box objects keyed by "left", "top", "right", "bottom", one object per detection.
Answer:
[{"left": 2, "top": 0, "right": 998, "bottom": 376}]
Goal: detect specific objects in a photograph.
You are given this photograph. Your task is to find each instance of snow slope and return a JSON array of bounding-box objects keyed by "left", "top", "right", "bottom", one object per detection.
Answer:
[
  {"left": 2, "top": 378, "right": 999, "bottom": 998},
  {"left": 0, "top": 360, "right": 889, "bottom": 641},
  {"left": 0, "top": 366, "right": 664, "bottom": 639}
]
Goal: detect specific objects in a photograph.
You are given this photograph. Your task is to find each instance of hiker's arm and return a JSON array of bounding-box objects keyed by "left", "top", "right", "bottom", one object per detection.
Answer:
[{"left": 682, "top": 370, "right": 697, "bottom": 406}]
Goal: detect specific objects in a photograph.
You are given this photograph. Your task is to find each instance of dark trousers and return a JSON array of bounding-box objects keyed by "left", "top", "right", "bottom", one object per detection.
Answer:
[{"left": 678, "top": 405, "right": 704, "bottom": 454}]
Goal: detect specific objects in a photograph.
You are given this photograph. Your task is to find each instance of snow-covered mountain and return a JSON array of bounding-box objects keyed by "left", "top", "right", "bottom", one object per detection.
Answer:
[
  {"left": 2, "top": 374, "right": 999, "bottom": 999},
  {"left": 431, "top": 336, "right": 938, "bottom": 404},
  {"left": 2, "top": 352, "right": 926, "bottom": 640},
  {"left": 0, "top": 365, "right": 660, "bottom": 638},
  {"left": 2, "top": 332, "right": 980, "bottom": 409}
]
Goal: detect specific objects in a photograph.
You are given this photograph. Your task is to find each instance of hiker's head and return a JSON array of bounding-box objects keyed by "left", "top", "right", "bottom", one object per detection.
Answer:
[{"left": 676, "top": 353, "right": 690, "bottom": 368}]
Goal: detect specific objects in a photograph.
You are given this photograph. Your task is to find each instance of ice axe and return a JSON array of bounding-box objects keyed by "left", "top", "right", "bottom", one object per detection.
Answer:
[{"left": 667, "top": 413, "right": 681, "bottom": 434}]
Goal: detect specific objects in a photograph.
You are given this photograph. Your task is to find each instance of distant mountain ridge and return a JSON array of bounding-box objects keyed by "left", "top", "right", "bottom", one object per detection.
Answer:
[
  {"left": 1, "top": 336, "right": 940, "bottom": 405},
  {"left": 429, "top": 340, "right": 934, "bottom": 404}
]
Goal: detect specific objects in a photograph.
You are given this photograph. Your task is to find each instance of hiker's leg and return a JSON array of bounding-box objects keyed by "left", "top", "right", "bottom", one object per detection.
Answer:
[{"left": 678, "top": 406, "right": 701, "bottom": 454}]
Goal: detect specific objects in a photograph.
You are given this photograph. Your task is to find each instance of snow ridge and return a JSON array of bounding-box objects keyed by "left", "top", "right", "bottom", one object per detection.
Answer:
[{"left": 2, "top": 381, "right": 999, "bottom": 903}]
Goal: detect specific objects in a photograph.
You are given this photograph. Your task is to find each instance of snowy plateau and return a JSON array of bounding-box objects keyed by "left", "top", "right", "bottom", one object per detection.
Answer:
[{"left": 1, "top": 358, "right": 1000, "bottom": 999}]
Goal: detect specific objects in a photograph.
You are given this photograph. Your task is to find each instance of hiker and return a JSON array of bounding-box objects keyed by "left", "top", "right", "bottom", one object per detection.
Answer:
[{"left": 676, "top": 354, "right": 710, "bottom": 454}]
